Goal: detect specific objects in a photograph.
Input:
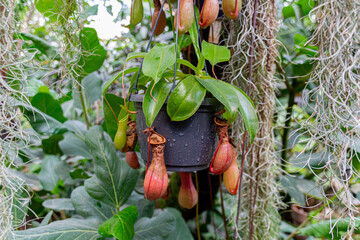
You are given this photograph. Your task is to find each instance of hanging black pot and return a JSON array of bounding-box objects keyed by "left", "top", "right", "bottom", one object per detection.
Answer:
[{"left": 132, "top": 94, "right": 220, "bottom": 172}]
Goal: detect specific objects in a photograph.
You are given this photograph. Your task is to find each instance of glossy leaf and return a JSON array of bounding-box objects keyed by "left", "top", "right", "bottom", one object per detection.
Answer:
[
  {"left": 189, "top": 6, "right": 202, "bottom": 61},
  {"left": 142, "top": 44, "right": 176, "bottom": 84},
  {"left": 196, "top": 77, "right": 259, "bottom": 142},
  {"left": 231, "top": 85, "right": 259, "bottom": 141},
  {"left": 98, "top": 205, "right": 138, "bottom": 239},
  {"left": 12, "top": 218, "right": 102, "bottom": 240},
  {"left": 202, "top": 40, "right": 231, "bottom": 66},
  {"left": 84, "top": 126, "right": 138, "bottom": 209},
  {"left": 167, "top": 76, "right": 206, "bottom": 121},
  {"left": 196, "top": 77, "right": 237, "bottom": 120},
  {"left": 134, "top": 211, "right": 176, "bottom": 240},
  {"left": 143, "top": 80, "right": 173, "bottom": 127},
  {"left": 177, "top": 59, "right": 200, "bottom": 74},
  {"left": 71, "top": 186, "right": 114, "bottom": 221}
]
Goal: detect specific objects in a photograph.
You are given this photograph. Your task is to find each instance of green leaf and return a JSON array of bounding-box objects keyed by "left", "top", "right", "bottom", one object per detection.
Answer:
[
  {"left": 59, "top": 132, "right": 92, "bottom": 158},
  {"left": 129, "top": 71, "right": 153, "bottom": 91},
  {"left": 103, "top": 94, "right": 135, "bottom": 140},
  {"left": 134, "top": 211, "right": 176, "bottom": 240},
  {"left": 35, "top": 0, "right": 73, "bottom": 22},
  {"left": 102, "top": 67, "right": 139, "bottom": 95},
  {"left": 42, "top": 198, "right": 75, "bottom": 211},
  {"left": 196, "top": 77, "right": 259, "bottom": 142},
  {"left": 178, "top": 34, "right": 192, "bottom": 50},
  {"left": 11, "top": 185, "right": 29, "bottom": 227},
  {"left": 39, "top": 211, "right": 53, "bottom": 227},
  {"left": 126, "top": 52, "right": 146, "bottom": 61},
  {"left": 189, "top": 7, "right": 202, "bottom": 62},
  {"left": 282, "top": 6, "right": 296, "bottom": 19},
  {"left": 13, "top": 218, "right": 102, "bottom": 240},
  {"left": 177, "top": 59, "right": 200, "bottom": 75},
  {"left": 143, "top": 80, "right": 173, "bottom": 127},
  {"left": 231, "top": 85, "right": 259, "bottom": 142},
  {"left": 280, "top": 175, "right": 323, "bottom": 206},
  {"left": 84, "top": 126, "right": 138, "bottom": 209},
  {"left": 142, "top": 44, "right": 176, "bottom": 84},
  {"left": 98, "top": 205, "right": 138, "bottom": 239},
  {"left": 166, "top": 208, "right": 194, "bottom": 240},
  {"left": 300, "top": 218, "right": 360, "bottom": 239},
  {"left": 21, "top": 101, "right": 66, "bottom": 135},
  {"left": 71, "top": 186, "right": 114, "bottom": 221},
  {"left": 135, "top": 199, "right": 155, "bottom": 219},
  {"left": 167, "top": 76, "right": 206, "bottom": 121},
  {"left": 31, "top": 92, "right": 67, "bottom": 123},
  {"left": 64, "top": 120, "right": 87, "bottom": 139},
  {"left": 77, "top": 27, "right": 106, "bottom": 76},
  {"left": 296, "top": 0, "right": 315, "bottom": 16},
  {"left": 20, "top": 33, "right": 58, "bottom": 58},
  {"left": 39, "top": 156, "right": 61, "bottom": 191},
  {"left": 73, "top": 73, "right": 102, "bottom": 108},
  {"left": 202, "top": 41, "right": 231, "bottom": 66},
  {"left": 42, "top": 134, "right": 64, "bottom": 155}
]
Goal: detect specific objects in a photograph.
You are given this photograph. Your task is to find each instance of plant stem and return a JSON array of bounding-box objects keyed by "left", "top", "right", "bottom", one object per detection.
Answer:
[
  {"left": 234, "top": 132, "right": 248, "bottom": 240},
  {"left": 195, "top": 172, "right": 201, "bottom": 240},
  {"left": 220, "top": 175, "right": 230, "bottom": 240},
  {"left": 276, "top": 61, "right": 296, "bottom": 168},
  {"left": 208, "top": 173, "right": 217, "bottom": 240},
  {"left": 285, "top": 193, "right": 339, "bottom": 240},
  {"left": 78, "top": 84, "right": 90, "bottom": 129}
]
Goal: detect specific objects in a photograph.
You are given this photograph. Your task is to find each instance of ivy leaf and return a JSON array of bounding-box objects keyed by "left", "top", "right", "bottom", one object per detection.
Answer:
[
  {"left": 84, "top": 126, "right": 138, "bottom": 209},
  {"left": 12, "top": 218, "right": 102, "bottom": 240},
  {"left": 142, "top": 44, "right": 176, "bottom": 85},
  {"left": 98, "top": 205, "right": 138, "bottom": 239},
  {"left": 134, "top": 211, "right": 176, "bottom": 240},
  {"left": 202, "top": 41, "right": 231, "bottom": 66}
]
